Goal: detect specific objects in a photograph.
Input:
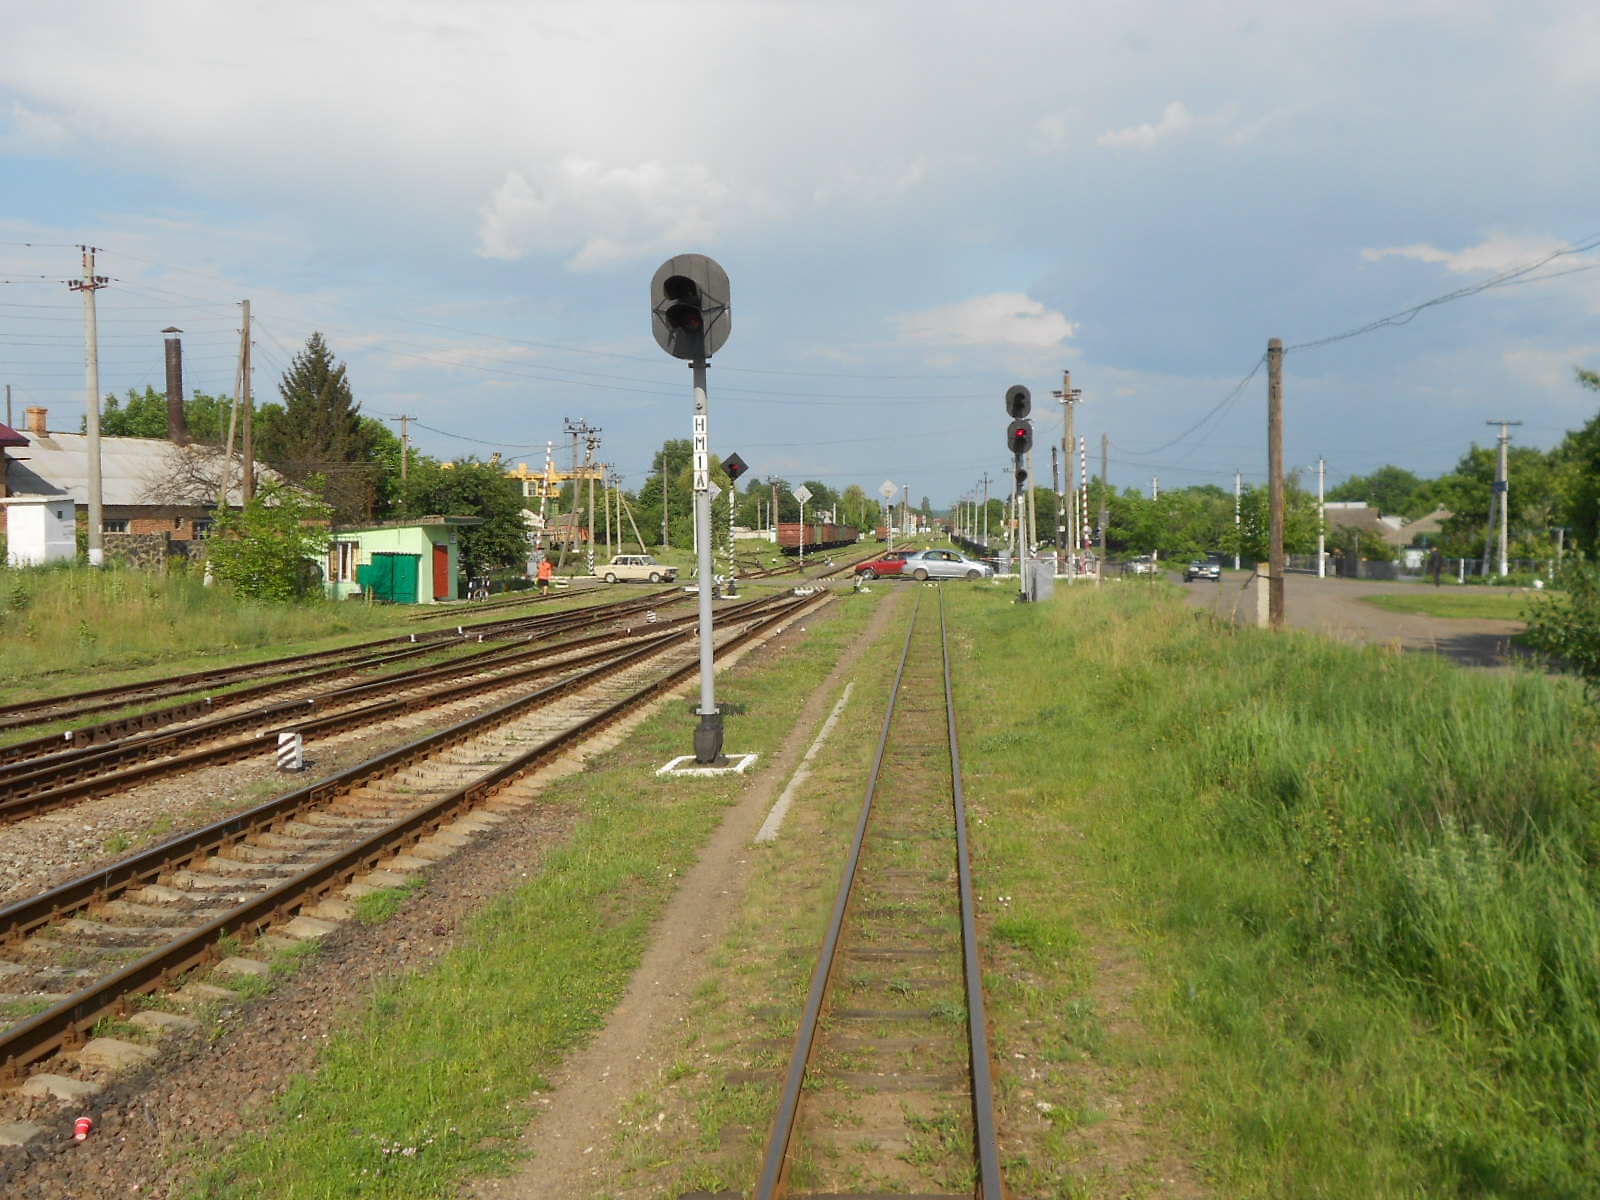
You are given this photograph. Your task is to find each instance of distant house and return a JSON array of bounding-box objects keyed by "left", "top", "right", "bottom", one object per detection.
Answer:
[
  {"left": 324, "top": 516, "right": 482, "bottom": 604},
  {"left": 0, "top": 405, "right": 259, "bottom": 563},
  {"left": 1323, "top": 501, "right": 1452, "bottom": 550}
]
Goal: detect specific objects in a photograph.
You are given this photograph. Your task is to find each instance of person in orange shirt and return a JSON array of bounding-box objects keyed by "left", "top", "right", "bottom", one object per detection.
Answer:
[{"left": 537, "top": 556, "right": 553, "bottom": 595}]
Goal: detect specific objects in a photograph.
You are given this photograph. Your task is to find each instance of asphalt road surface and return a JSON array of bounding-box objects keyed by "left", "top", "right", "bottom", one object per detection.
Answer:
[{"left": 1177, "top": 570, "right": 1530, "bottom": 670}]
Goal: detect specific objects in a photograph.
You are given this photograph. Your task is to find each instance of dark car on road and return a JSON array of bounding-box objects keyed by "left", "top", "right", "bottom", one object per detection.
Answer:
[{"left": 1184, "top": 559, "right": 1221, "bottom": 582}]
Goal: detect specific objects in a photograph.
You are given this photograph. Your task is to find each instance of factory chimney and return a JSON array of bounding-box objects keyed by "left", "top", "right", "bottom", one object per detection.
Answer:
[{"left": 163, "top": 327, "right": 192, "bottom": 445}]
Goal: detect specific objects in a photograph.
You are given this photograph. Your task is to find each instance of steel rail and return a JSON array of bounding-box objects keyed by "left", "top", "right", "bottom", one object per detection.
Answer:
[
  {"left": 0, "top": 590, "right": 829, "bottom": 1083},
  {"left": 0, "top": 605, "right": 714, "bottom": 801},
  {"left": 942, "top": 592, "right": 1005, "bottom": 1200},
  {"left": 754, "top": 589, "right": 925, "bottom": 1199},
  {"left": 753, "top": 586, "right": 1006, "bottom": 1199}
]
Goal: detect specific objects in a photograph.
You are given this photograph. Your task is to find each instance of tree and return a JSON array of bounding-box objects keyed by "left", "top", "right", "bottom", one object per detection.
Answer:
[
  {"left": 1327, "top": 465, "right": 1427, "bottom": 517},
  {"left": 256, "top": 333, "right": 380, "bottom": 522},
  {"left": 397, "top": 459, "right": 528, "bottom": 576},
  {"left": 96, "top": 387, "right": 233, "bottom": 443},
  {"left": 204, "top": 478, "right": 332, "bottom": 602}
]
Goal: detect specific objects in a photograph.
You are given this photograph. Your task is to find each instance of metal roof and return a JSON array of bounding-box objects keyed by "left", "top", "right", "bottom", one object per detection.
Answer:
[{"left": 3, "top": 432, "right": 258, "bottom": 507}]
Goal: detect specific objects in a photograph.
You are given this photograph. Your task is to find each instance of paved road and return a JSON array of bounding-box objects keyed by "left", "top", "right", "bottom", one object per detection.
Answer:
[{"left": 1177, "top": 571, "right": 1529, "bottom": 669}]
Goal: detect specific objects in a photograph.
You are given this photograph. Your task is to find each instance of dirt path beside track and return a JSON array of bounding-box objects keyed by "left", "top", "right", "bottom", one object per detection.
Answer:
[{"left": 1176, "top": 571, "right": 1530, "bottom": 668}]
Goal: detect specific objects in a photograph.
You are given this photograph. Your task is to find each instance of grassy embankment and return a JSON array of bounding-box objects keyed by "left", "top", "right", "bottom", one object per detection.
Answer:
[
  {"left": 0, "top": 565, "right": 426, "bottom": 699},
  {"left": 948, "top": 584, "right": 1599, "bottom": 1196}
]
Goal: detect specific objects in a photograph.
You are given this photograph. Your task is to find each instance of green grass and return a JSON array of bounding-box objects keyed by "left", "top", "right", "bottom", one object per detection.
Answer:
[
  {"left": 1360, "top": 588, "right": 1534, "bottom": 620},
  {"left": 0, "top": 562, "right": 437, "bottom": 700},
  {"left": 946, "top": 584, "right": 1600, "bottom": 1197}
]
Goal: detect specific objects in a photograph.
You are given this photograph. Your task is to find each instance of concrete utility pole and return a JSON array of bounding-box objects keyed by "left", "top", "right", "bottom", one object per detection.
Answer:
[
  {"left": 1234, "top": 470, "right": 1242, "bottom": 570},
  {"left": 1484, "top": 419, "right": 1520, "bottom": 577},
  {"left": 239, "top": 300, "right": 254, "bottom": 503},
  {"left": 390, "top": 415, "right": 416, "bottom": 481},
  {"left": 1267, "top": 337, "right": 1286, "bottom": 630},
  {"left": 69, "top": 247, "right": 107, "bottom": 567},
  {"left": 1053, "top": 371, "right": 1081, "bottom": 565},
  {"left": 981, "top": 472, "right": 991, "bottom": 544},
  {"left": 1317, "top": 456, "right": 1326, "bottom": 578},
  {"left": 1099, "top": 435, "right": 1109, "bottom": 566}
]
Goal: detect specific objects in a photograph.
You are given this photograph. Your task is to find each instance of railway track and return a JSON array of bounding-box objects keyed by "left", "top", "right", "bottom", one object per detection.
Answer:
[
  {"left": 0, "top": 587, "right": 828, "bottom": 1089},
  {"left": 0, "top": 588, "right": 677, "bottom": 743},
  {"left": 0, "top": 593, "right": 721, "bottom": 823},
  {"left": 749, "top": 586, "right": 1004, "bottom": 1199}
]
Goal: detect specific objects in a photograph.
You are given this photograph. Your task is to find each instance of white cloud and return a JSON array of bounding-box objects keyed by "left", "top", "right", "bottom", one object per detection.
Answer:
[
  {"left": 1361, "top": 232, "right": 1573, "bottom": 274},
  {"left": 477, "top": 161, "right": 779, "bottom": 269},
  {"left": 812, "top": 158, "right": 928, "bottom": 207},
  {"left": 2, "top": 102, "right": 72, "bottom": 152},
  {"left": 1500, "top": 344, "right": 1600, "bottom": 391},
  {"left": 1096, "top": 101, "right": 1212, "bottom": 150},
  {"left": 894, "top": 293, "right": 1076, "bottom": 348}
]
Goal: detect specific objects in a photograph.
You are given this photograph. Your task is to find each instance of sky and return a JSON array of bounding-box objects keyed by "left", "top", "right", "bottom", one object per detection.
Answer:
[{"left": 2, "top": 0, "right": 1598, "bottom": 514}]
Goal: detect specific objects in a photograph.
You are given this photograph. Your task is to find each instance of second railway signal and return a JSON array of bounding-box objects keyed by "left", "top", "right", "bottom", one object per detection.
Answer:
[{"left": 1005, "top": 384, "right": 1031, "bottom": 419}]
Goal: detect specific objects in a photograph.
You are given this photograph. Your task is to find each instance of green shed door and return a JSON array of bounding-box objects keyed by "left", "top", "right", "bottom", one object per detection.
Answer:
[{"left": 360, "top": 552, "right": 421, "bottom": 604}]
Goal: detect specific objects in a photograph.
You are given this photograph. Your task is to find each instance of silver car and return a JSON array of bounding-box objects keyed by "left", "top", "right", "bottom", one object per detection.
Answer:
[{"left": 901, "top": 549, "right": 995, "bottom": 581}]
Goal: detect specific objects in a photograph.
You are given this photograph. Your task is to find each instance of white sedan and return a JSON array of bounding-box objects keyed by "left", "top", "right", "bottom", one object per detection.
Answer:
[{"left": 901, "top": 549, "right": 994, "bottom": 581}]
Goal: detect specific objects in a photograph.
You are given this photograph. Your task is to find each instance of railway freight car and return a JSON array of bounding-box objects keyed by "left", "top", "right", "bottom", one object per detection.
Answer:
[{"left": 777, "top": 522, "right": 859, "bottom": 555}]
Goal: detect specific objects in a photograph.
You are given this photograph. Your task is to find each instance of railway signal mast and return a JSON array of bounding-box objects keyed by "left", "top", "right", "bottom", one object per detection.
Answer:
[
  {"left": 651, "top": 255, "right": 732, "bottom": 763},
  {"left": 1005, "top": 384, "right": 1033, "bottom": 598}
]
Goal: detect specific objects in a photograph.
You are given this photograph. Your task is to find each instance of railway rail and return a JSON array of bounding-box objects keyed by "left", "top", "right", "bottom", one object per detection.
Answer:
[
  {"left": 0, "top": 586, "right": 829, "bottom": 1088},
  {"left": 749, "top": 586, "right": 1004, "bottom": 1199},
  {"left": 0, "top": 589, "right": 676, "bottom": 743},
  {"left": 0, "top": 593, "right": 722, "bottom": 824}
]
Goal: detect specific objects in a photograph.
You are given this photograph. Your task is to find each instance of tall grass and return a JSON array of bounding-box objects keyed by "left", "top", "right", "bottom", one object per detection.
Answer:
[
  {"left": 0, "top": 562, "right": 421, "bottom": 695},
  {"left": 948, "top": 584, "right": 1600, "bottom": 1196}
]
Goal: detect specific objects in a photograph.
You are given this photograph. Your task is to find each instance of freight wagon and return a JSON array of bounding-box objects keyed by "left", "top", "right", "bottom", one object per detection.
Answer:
[{"left": 776, "top": 522, "right": 859, "bottom": 555}]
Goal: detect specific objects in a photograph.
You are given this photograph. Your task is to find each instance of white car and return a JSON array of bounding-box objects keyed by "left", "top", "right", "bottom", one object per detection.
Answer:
[
  {"left": 901, "top": 549, "right": 994, "bottom": 581},
  {"left": 601, "top": 555, "right": 677, "bottom": 584}
]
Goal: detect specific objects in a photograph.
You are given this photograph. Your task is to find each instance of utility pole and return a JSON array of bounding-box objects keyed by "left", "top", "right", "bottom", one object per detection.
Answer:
[
  {"left": 1484, "top": 419, "right": 1520, "bottom": 577},
  {"left": 1099, "top": 434, "right": 1108, "bottom": 567},
  {"left": 1234, "top": 470, "right": 1242, "bottom": 571},
  {"left": 1050, "top": 444, "right": 1062, "bottom": 571},
  {"left": 239, "top": 300, "right": 254, "bottom": 503},
  {"left": 981, "top": 472, "right": 991, "bottom": 544},
  {"left": 1317, "top": 456, "right": 1326, "bottom": 578},
  {"left": 390, "top": 415, "right": 416, "bottom": 481},
  {"left": 1053, "top": 371, "right": 1081, "bottom": 567},
  {"left": 1267, "top": 337, "right": 1285, "bottom": 630},
  {"left": 69, "top": 247, "right": 107, "bottom": 567}
]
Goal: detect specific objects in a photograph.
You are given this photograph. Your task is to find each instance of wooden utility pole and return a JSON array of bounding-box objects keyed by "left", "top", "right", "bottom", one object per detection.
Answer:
[
  {"left": 69, "top": 247, "right": 108, "bottom": 566},
  {"left": 1267, "top": 337, "right": 1285, "bottom": 629}
]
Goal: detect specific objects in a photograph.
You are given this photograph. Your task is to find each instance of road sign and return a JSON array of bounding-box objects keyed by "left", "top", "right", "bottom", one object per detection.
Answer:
[
  {"left": 794, "top": 484, "right": 813, "bottom": 505},
  {"left": 879, "top": 480, "right": 898, "bottom": 500}
]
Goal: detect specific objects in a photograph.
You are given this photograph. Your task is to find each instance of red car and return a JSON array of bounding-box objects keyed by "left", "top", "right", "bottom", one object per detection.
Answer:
[{"left": 854, "top": 550, "right": 914, "bottom": 580}]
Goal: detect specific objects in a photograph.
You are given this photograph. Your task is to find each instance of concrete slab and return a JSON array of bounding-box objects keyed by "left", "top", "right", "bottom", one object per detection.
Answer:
[
  {"left": 176, "top": 982, "right": 239, "bottom": 1006},
  {"left": 307, "top": 898, "right": 355, "bottom": 921},
  {"left": 130, "top": 1010, "right": 201, "bottom": 1036},
  {"left": 20, "top": 1073, "right": 104, "bottom": 1103},
  {"left": 655, "top": 752, "right": 759, "bottom": 777},
  {"left": 216, "top": 956, "right": 271, "bottom": 978},
  {"left": 356, "top": 870, "right": 412, "bottom": 889},
  {"left": 283, "top": 915, "right": 338, "bottom": 940},
  {"left": 77, "top": 1037, "right": 158, "bottom": 1070},
  {"left": 0, "top": 1121, "right": 43, "bottom": 1147}
]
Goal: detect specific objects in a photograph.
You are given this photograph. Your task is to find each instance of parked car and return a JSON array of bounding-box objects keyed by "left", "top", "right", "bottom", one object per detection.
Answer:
[
  {"left": 1184, "top": 559, "right": 1221, "bottom": 582},
  {"left": 901, "top": 549, "right": 995, "bottom": 581},
  {"left": 601, "top": 554, "right": 677, "bottom": 584},
  {"left": 854, "top": 550, "right": 914, "bottom": 579}
]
